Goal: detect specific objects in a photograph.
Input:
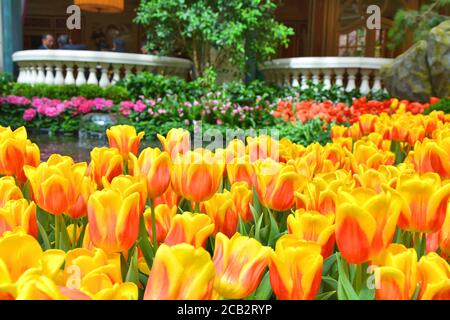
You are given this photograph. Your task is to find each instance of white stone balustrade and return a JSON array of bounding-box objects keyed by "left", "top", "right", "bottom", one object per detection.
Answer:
[
  {"left": 12, "top": 50, "right": 193, "bottom": 88},
  {"left": 261, "top": 57, "right": 393, "bottom": 94}
]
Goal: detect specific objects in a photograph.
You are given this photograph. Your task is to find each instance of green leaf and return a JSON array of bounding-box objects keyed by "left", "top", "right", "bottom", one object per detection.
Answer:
[
  {"left": 267, "top": 209, "right": 281, "bottom": 248},
  {"left": 322, "top": 253, "right": 337, "bottom": 276},
  {"left": 249, "top": 271, "right": 272, "bottom": 300},
  {"left": 58, "top": 216, "right": 71, "bottom": 252},
  {"left": 315, "top": 291, "right": 336, "bottom": 300},
  {"left": 336, "top": 254, "right": 360, "bottom": 300},
  {"left": 254, "top": 210, "right": 264, "bottom": 243},
  {"left": 322, "top": 276, "right": 338, "bottom": 291},
  {"left": 138, "top": 215, "right": 155, "bottom": 269},
  {"left": 37, "top": 220, "right": 51, "bottom": 250},
  {"left": 125, "top": 247, "right": 139, "bottom": 285}
]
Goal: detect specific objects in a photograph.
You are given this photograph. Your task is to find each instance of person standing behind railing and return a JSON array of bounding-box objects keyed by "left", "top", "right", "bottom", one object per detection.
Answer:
[
  {"left": 38, "top": 34, "right": 55, "bottom": 49},
  {"left": 57, "top": 34, "right": 88, "bottom": 50}
]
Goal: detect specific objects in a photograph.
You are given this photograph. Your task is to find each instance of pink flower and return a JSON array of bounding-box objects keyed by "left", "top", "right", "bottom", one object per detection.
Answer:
[
  {"left": 133, "top": 100, "right": 147, "bottom": 112},
  {"left": 44, "top": 107, "right": 59, "bottom": 118},
  {"left": 23, "top": 108, "right": 37, "bottom": 121}
]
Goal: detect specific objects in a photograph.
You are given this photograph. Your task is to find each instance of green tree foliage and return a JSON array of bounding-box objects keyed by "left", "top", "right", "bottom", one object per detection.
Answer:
[
  {"left": 388, "top": 0, "right": 450, "bottom": 50},
  {"left": 134, "top": 0, "right": 294, "bottom": 77}
]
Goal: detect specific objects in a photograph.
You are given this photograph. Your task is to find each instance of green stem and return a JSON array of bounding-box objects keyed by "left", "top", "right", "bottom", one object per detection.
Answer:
[
  {"left": 150, "top": 199, "right": 158, "bottom": 252},
  {"left": 72, "top": 220, "right": 77, "bottom": 250},
  {"left": 354, "top": 263, "right": 365, "bottom": 295},
  {"left": 138, "top": 213, "right": 154, "bottom": 269},
  {"left": 54, "top": 215, "right": 60, "bottom": 249},
  {"left": 195, "top": 201, "right": 200, "bottom": 213}
]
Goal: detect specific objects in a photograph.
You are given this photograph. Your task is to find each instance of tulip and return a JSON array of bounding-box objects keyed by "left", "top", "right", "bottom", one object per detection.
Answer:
[
  {"left": 170, "top": 149, "right": 225, "bottom": 203},
  {"left": 87, "top": 189, "right": 140, "bottom": 254},
  {"left": 202, "top": 191, "right": 238, "bottom": 237},
  {"left": 353, "top": 166, "right": 399, "bottom": 193},
  {"left": 230, "top": 182, "right": 253, "bottom": 223},
  {"left": 225, "top": 139, "right": 246, "bottom": 164},
  {"left": 253, "top": 158, "right": 306, "bottom": 212},
  {"left": 88, "top": 147, "right": 123, "bottom": 187},
  {"left": 164, "top": 212, "right": 215, "bottom": 248},
  {"left": 106, "top": 125, "right": 144, "bottom": 159},
  {"left": 24, "top": 155, "right": 88, "bottom": 216},
  {"left": 0, "top": 177, "right": 23, "bottom": 207},
  {"left": 0, "top": 127, "right": 40, "bottom": 185},
  {"left": 226, "top": 156, "right": 254, "bottom": 187},
  {"left": 102, "top": 175, "right": 147, "bottom": 215},
  {"left": 64, "top": 248, "right": 122, "bottom": 285},
  {"left": 247, "top": 135, "right": 280, "bottom": 162},
  {"left": 331, "top": 125, "right": 348, "bottom": 140},
  {"left": 295, "top": 175, "right": 352, "bottom": 215},
  {"left": 15, "top": 274, "right": 74, "bottom": 300},
  {"left": 67, "top": 176, "right": 96, "bottom": 219},
  {"left": 349, "top": 141, "right": 395, "bottom": 172},
  {"left": 322, "top": 144, "right": 348, "bottom": 171},
  {"left": 130, "top": 147, "right": 171, "bottom": 199},
  {"left": 269, "top": 235, "right": 323, "bottom": 300},
  {"left": 0, "top": 127, "right": 27, "bottom": 178},
  {"left": 0, "top": 231, "right": 43, "bottom": 283},
  {"left": 418, "top": 252, "right": 450, "bottom": 300},
  {"left": 408, "top": 138, "right": 450, "bottom": 178},
  {"left": 335, "top": 188, "right": 402, "bottom": 264},
  {"left": 144, "top": 204, "right": 177, "bottom": 244},
  {"left": 394, "top": 173, "right": 450, "bottom": 233},
  {"left": 157, "top": 128, "right": 191, "bottom": 160},
  {"left": 213, "top": 232, "right": 271, "bottom": 299},
  {"left": 438, "top": 206, "right": 450, "bottom": 256},
  {"left": 154, "top": 184, "right": 180, "bottom": 208},
  {"left": 359, "top": 114, "right": 378, "bottom": 135},
  {"left": 279, "top": 138, "right": 305, "bottom": 163},
  {"left": 0, "top": 199, "right": 37, "bottom": 238},
  {"left": 86, "top": 283, "right": 138, "bottom": 300},
  {"left": 144, "top": 243, "right": 215, "bottom": 300},
  {"left": 287, "top": 209, "right": 335, "bottom": 258},
  {"left": 376, "top": 244, "right": 418, "bottom": 300}
]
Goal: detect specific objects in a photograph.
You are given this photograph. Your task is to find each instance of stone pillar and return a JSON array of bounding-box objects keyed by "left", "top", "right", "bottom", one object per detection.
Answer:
[
  {"left": 0, "top": 3, "right": 3, "bottom": 72},
  {"left": 1, "top": 0, "right": 24, "bottom": 75}
]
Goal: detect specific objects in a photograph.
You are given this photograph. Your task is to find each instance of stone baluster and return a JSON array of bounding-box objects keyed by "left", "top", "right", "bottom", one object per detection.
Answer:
[
  {"left": 111, "top": 65, "right": 122, "bottom": 85},
  {"left": 300, "top": 72, "right": 309, "bottom": 90},
  {"left": 311, "top": 69, "right": 320, "bottom": 85},
  {"left": 54, "top": 63, "right": 65, "bottom": 85},
  {"left": 334, "top": 69, "right": 345, "bottom": 88},
  {"left": 99, "top": 63, "right": 111, "bottom": 88},
  {"left": 291, "top": 70, "right": 300, "bottom": 87},
  {"left": 29, "top": 65, "right": 38, "bottom": 85},
  {"left": 323, "top": 69, "right": 332, "bottom": 89},
  {"left": 124, "top": 65, "right": 134, "bottom": 78},
  {"left": 45, "top": 65, "right": 55, "bottom": 85},
  {"left": 87, "top": 63, "right": 99, "bottom": 85},
  {"left": 371, "top": 70, "right": 382, "bottom": 92},
  {"left": 346, "top": 68, "right": 358, "bottom": 92},
  {"left": 283, "top": 70, "right": 291, "bottom": 87},
  {"left": 36, "top": 63, "right": 46, "bottom": 84},
  {"left": 17, "top": 63, "right": 26, "bottom": 83},
  {"left": 65, "top": 63, "right": 76, "bottom": 85},
  {"left": 360, "top": 69, "right": 371, "bottom": 95},
  {"left": 76, "top": 65, "right": 87, "bottom": 86}
]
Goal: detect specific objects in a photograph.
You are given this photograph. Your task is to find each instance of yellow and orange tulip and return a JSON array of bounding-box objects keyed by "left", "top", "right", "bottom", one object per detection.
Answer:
[
  {"left": 144, "top": 244, "right": 215, "bottom": 300},
  {"left": 164, "top": 212, "right": 215, "bottom": 248},
  {"left": 170, "top": 149, "right": 225, "bottom": 203},
  {"left": 106, "top": 125, "right": 144, "bottom": 159},
  {"left": 269, "top": 235, "right": 323, "bottom": 300},
  {"left": 87, "top": 189, "right": 140, "bottom": 254},
  {"left": 213, "top": 233, "right": 271, "bottom": 299},
  {"left": 130, "top": 147, "right": 171, "bottom": 199}
]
